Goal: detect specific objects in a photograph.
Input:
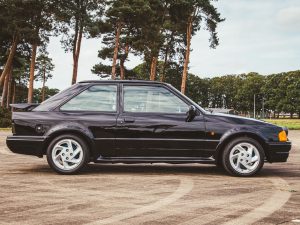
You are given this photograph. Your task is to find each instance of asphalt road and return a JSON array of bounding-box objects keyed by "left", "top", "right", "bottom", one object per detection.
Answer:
[{"left": 0, "top": 131, "right": 299, "bottom": 225}]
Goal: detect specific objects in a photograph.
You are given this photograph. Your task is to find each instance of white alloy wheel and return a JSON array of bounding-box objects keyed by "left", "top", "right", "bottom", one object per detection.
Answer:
[
  {"left": 51, "top": 139, "right": 84, "bottom": 171},
  {"left": 229, "top": 142, "right": 260, "bottom": 174}
]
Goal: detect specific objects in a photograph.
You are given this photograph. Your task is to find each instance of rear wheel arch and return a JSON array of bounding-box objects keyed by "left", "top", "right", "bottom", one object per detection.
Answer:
[
  {"left": 215, "top": 132, "right": 268, "bottom": 165},
  {"left": 46, "top": 134, "right": 90, "bottom": 174},
  {"left": 43, "top": 130, "right": 94, "bottom": 159}
]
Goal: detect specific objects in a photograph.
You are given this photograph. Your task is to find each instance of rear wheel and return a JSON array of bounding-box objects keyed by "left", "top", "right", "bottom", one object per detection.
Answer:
[
  {"left": 46, "top": 134, "right": 89, "bottom": 174},
  {"left": 222, "top": 137, "right": 265, "bottom": 176}
]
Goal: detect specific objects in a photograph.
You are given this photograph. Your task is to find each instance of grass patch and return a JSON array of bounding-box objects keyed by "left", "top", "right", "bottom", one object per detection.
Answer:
[
  {"left": 0, "top": 128, "right": 11, "bottom": 131},
  {"left": 264, "top": 119, "right": 300, "bottom": 130}
]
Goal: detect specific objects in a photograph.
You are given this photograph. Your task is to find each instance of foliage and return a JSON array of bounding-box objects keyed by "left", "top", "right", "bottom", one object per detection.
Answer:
[
  {"left": 0, "top": 107, "right": 11, "bottom": 128},
  {"left": 33, "top": 86, "right": 59, "bottom": 103},
  {"left": 35, "top": 50, "right": 54, "bottom": 83}
]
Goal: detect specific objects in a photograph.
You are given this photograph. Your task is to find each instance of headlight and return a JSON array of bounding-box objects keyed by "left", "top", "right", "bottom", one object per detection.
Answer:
[{"left": 278, "top": 130, "right": 287, "bottom": 142}]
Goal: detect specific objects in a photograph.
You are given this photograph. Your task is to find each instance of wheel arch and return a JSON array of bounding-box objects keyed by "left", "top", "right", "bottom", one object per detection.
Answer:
[
  {"left": 43, "top": 129, "right": 95, "bottom": 159},
  {"left": 214, "top": 131, "right": 269, "bottom": 164}
]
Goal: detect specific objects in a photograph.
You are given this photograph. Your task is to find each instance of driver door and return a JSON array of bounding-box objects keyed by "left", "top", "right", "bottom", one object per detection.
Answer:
[{"left": 115, "top": 84, "right": 207, "bottom": 157}]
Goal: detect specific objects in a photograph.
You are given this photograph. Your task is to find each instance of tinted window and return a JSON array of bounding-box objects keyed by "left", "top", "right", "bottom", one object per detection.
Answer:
[
  {"left": 33, "top": 84, "right": 82, "bottom": 111},
  {"left": 124, "top": 86, "right": 188, "bottom": 113},
  {"left": 61, "top": 85, "right": 117, "bottom": 111}
]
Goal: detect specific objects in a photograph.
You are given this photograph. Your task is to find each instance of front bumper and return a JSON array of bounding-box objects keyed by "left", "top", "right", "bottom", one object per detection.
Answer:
[
  {"left": 6, "top": 135, "right": 46, "bottom": 157},
  {"left": 266, "top": 141, "right": 292, "bottom": 162}
]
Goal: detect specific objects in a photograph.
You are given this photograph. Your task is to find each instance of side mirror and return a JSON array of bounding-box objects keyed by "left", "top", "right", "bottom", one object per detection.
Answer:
[{"left": 186, "top": 105, "right": 197, "bottom": 122}]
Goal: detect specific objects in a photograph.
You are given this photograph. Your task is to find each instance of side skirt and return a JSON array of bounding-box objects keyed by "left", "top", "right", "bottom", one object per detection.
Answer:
[{"left": 95, "top": 156, "right": 215, "bottom": 164}]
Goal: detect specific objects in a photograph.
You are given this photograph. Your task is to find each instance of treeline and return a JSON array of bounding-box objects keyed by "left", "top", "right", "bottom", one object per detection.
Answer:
[
  {"left": 0, "top": 0, "right": 224, "bottom": 109},
  {"left": 183, "top": 71, "right": 299, "bottom": 118}
]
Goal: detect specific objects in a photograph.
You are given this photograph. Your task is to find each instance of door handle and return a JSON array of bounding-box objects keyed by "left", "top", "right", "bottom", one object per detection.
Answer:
[{"left": 124, "top": 117, "right": 135, "bottom": 123}]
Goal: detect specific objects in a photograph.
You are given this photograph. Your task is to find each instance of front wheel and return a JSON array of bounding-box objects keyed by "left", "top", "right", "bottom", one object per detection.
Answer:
[
  {"left": 46, "top": 134, "right": 89, "bottom": 174},
  {"left": 222, "top": 137, "right": 265, "bottom": 176}
]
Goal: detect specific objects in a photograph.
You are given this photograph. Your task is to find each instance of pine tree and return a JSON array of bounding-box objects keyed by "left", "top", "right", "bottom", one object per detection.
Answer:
[
  {"left": 35, "top": 49, "right": 54, "bottom": 102},
  {"left": 169, "top": 0, "right": 224, "bottom": 94},
  {"left": 55, "top": 0, "right": 104, "bottom": 84}
]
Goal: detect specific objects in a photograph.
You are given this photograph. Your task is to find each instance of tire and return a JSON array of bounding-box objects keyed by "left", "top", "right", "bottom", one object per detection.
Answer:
[
  {"left": 222, "top": 137, "right": 265, "bottom": 177},
  {"left": 46, "top": 134, "right": 90, "bottom": 174}
]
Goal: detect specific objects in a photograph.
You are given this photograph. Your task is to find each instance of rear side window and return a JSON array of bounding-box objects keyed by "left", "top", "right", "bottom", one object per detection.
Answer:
[
  {"left": 123, "top": 85, "right": 188, "bottom": 113},
  {"left": 60, "top": 85, "right": 117, "bottom": 112}
]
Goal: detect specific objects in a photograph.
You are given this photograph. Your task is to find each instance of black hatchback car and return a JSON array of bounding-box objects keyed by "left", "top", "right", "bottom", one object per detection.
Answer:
[{"left": 7, "top": 80, "right": 291, "bottom": 176}]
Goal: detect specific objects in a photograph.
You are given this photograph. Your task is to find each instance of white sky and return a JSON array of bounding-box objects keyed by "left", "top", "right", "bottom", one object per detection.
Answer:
[{"left": 39, "top": 0, "right": 300, "bottom": 90}]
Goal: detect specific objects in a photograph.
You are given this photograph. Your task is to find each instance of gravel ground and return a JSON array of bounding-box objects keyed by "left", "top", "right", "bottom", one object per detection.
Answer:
[{"left": 0, "top": 131, "right": 299, "bottom": 225}]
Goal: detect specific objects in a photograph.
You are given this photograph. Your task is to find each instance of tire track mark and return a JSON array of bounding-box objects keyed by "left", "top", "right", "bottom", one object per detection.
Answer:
[
  {"left": 221, "top": 177, "right": 291, "bottom": 225},
  {"left": 126, "top": 188, "right": 272, "bottom": 225},
  {"left": 85, "top": 177, "right": 194, "bottom": 225}
]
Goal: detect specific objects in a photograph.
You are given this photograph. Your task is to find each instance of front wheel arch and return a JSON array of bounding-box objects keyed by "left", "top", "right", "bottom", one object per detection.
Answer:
[
  {"left": 222, "top": 137, "right": 265, "bottom": 176},
  {"left": 214, "top": 132, "right": 268, "bottom": 165}
]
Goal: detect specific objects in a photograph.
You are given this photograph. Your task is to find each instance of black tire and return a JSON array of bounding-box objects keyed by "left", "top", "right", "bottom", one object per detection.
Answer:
[
  {"left": 46, "top": 134, "right": 90, "bottom": 175},
  {"left": 222, "top": 137, "right": 265, "bottom": 177}
]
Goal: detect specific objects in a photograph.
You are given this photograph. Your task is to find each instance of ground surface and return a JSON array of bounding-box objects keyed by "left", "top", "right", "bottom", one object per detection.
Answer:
[{"left": 0, "top": 131, "right": 299, "bottom": 225}]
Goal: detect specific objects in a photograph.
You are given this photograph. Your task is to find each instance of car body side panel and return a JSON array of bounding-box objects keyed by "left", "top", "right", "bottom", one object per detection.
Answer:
[
  {"left": 115, "top": 113, "right": 212, "bottom": 157},
  {"left": 12, "top": 111, "right": 117, "bottom": 158},
  {"left": 204, "top": 113, "right": 290, "bottom": 161}
]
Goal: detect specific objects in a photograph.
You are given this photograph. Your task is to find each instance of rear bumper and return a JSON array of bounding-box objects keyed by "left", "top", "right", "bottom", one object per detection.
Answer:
[
  {"left": 266, "top": 141, "right": 292, "bottom": 162},
  {"left": 6, "top": 135, "right": 46, "bottom": 157}
]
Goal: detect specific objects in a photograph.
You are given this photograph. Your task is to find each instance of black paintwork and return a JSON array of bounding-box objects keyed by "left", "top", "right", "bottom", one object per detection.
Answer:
[{"left": 6, "top": 80, "right": 292, "bottom": 164}]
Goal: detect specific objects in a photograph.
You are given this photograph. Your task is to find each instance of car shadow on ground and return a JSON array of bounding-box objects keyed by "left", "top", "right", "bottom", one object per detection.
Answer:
[
  {"left": 19, "top": 163, "right": 300, "bottom": 178},
  {"left": 21, "top": 163, "right": 227, "bottom": 176}
]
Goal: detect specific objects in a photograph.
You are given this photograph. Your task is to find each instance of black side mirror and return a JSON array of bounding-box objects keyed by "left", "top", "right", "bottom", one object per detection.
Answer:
[{"left": 186, "top": 105, "right": 197, "bottom": 122}]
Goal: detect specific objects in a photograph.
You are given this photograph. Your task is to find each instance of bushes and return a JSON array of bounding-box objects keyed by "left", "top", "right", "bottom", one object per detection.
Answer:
[{"left": 0, "top": 107, "right": 11, "bottom": 128}]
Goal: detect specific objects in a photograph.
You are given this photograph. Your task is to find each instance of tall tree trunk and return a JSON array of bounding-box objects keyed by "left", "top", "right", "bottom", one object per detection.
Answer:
[
  {"left": 112, "top": 22, "right": 122, "bottom": 80},
  {"left": 72, "top": 23, "right": 83, "bottom": 85},
  {"left": 150, "top": 56, "right": 158, "bottom": 81},
  {"left": 0, "top": 34, "right": 18, "bottom": 86},
  {"left": 181, "top": 16, "right": 193, "bottom": 94},
  {"left": 160, "top": 46, "right": 169, "bottom": 82},
  {"left": 120, "top": 60, "right": 125, "bottom": 80},
  {"left": 6, "top": 69, "right": 12, "bottom": 108},
  {"left": 1, "top": 67, "right": 11, "bottom": 107},
  {"left": 12, "top": 80, "right": 16, "bottom": 111},
  {"left": 28, "top": 43, "right": 37, "bottom": 103},
  {"left": 120, "top": 42, "right": 129, "bottom": 80},
  {"left": 41, "top": 65, "right": 46, "bottom": 102}
]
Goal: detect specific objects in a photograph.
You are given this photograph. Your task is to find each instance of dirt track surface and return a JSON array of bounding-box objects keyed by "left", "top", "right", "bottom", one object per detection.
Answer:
[{"left": 0, "top": 131, "right": 299, "bottom": 225}]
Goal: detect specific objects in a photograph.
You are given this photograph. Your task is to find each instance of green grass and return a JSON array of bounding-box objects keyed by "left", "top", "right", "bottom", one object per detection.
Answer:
[
  {"left": 0, "top": 128, "right": 11, "bottom": 131},
  {"left": 264, "top": 119, "right": 300, "bottom": 130}
]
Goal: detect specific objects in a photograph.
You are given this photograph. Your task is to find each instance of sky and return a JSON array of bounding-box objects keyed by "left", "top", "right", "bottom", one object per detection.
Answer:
[{"left": 41, "top": 0, "right": 300, "bottom": 90}]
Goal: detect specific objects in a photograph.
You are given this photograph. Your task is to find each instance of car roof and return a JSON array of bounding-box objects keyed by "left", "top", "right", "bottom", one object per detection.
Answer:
[{"left": 78, "top": 80, "right": 166, "bottom": 85}]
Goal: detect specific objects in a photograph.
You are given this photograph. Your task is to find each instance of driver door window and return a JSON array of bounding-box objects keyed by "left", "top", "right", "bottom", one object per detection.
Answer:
[{"left": 123, "top": 85, "right": 189, "bottom": 113}]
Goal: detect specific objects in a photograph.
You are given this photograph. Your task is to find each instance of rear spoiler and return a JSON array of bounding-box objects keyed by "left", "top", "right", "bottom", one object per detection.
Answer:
[{"left": 10, "top": 103, "right": 40, "bottom": 111}]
